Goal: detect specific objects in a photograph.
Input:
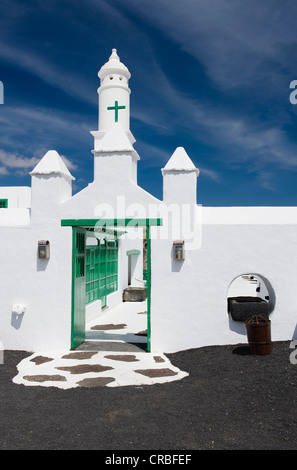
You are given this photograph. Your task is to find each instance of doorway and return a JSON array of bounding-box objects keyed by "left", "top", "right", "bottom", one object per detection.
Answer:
[{"left": 62, "top": 218, "right": 162, "bottom": 351}]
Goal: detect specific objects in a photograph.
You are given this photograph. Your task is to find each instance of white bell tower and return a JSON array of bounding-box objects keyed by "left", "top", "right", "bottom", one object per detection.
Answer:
[
  {"left": 91, "top": 49, "right": 135, "bottom": 147},
  {"left": 91, "top": 50, "right": 140, "bottom": 185}
]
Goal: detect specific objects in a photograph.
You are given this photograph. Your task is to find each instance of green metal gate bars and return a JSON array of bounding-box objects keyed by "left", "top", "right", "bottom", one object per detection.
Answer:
[{"left": 86, "top": 240, "right": 118, "bottom": 308}]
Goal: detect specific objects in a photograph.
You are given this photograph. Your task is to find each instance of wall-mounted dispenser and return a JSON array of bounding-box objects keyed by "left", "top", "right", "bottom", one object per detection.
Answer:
[
  {"left": 38, "top": 240, "right": 50, "bottom": 259},
  {"left": 173, "top": 240, "right": 184, "bottom": 260}
]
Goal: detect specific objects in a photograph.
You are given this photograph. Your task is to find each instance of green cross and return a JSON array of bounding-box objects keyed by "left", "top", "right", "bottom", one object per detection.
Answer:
[{"left": 107, "top": 100, "right": 126, "bottom": 122}]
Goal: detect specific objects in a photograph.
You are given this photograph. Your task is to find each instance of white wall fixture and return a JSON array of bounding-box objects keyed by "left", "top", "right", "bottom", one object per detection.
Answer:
[
  {"left": 173, "top": 240, "right": 184, "bottom": 260},
  {"left": 38, "top": 240, "right": 50, "bottom": 259},
  {"left": 12, "top": 304, "right": 26, "bottom": 318}
]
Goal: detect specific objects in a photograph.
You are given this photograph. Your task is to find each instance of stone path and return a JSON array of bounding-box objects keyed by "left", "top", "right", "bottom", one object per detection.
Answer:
[
  {"left": 13, "top": 349, "right": 188, "bottom": 389},
  {"left": 12, "top": 301, "right": 188, "bottom": 388}
]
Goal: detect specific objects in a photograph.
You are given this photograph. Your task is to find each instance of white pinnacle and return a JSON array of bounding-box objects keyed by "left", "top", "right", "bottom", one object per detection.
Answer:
[{"left": 98, "top": 48, "right": 130, "bottom": 79}]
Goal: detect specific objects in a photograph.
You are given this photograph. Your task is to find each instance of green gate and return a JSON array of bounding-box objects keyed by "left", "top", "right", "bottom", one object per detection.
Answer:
[
  {"left": 106, "top": 241, "right": 118, "bottom": 296},
  {"left": 85, "top": 245, "right": 100, "bottom": 304},
  {"left": 86, "top": 240, "right": 118, "bottom": 308},
  {"left": 71, "top": 227, "right": 86, "bottom": 348}
]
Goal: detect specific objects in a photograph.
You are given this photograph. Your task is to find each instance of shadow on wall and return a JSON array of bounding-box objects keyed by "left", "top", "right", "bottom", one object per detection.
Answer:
[
  {"left": 291, "top": 324, "right": 297, "bottom": 340},
  {"left": 227, "top": 273, "right": 275, "bottom": 336},
  {"left": 11, "top": 304, "right": 26, "bottom": 330},
  {"left": 36, "top": 243, "right": 50, "bottom": 271}
]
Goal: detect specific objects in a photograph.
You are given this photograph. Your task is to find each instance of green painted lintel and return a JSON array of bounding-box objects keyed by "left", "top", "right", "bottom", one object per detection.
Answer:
[
  {"left": 61, "top": 218, "right": 162, "bottom": 227},
  {"left": 126, "top": 249, "right": 141, "bottom": 256}
]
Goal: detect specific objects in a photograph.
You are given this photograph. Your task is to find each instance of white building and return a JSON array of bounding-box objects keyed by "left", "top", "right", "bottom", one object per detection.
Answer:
[{"left": 1, "top": 49, "right": 297, "bottom": 354}]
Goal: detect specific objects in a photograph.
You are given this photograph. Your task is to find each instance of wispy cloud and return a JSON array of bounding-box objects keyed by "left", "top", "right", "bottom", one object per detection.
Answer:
[
  {"left": 119, "top": 0, "right": 297, "bottom": 92},
  {"left": 0, "top": 167, "right": 9, "bottom": 175},
  {"left": 136, "top": 60, "right": 297, "bottom": 172},
  {"left": 0, "top": 0, "right": 296, "bottom": 203},
  {"left": 135, "top": 141, "right": 171, "bottom": 168},
  {"left": 0, "top": 149, "right": 39, "bottom": 174},
  {"left": 0, "top": 105, "right": 85, "bottom": 177},
  {"left": 107, "top": 0, "right": 297, "bottom": 181},
  {"left": 0, "top": 105, "right": 92, "bottom": 148},
  {"left": 254, "top": 170, "right": 277, "bottom": 191},
  {"left": 199, "top": 167, "right": 221, "bottom": 181},
  {"left": 0, "top": 43, "right": 96, "bottom": 105},
  {"left": 0, "top": 148, "right": 78, "bottom": 177},
  {"left": 60, "top": 155, "right": 78, "bottom": 171}
]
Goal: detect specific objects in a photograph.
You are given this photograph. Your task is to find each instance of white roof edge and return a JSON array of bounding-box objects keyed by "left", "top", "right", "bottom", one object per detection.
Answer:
[
  {"left": 161, "top": 167, "right": 199, "bottom": 174},
  {"left": 92, "top": 149, "right": 140, "bottom": 160},
  {"left": 202, "top": 206, "right": 297, "bottom": 225},
  {"left": 30, "top": 150, "right": 75, "bottom": 180},
  {"left": 94, "top": 122, "right": 137, "bottom": 154},
  {"left": 162, "top": 147, "right": 199, "bottom": 174}
]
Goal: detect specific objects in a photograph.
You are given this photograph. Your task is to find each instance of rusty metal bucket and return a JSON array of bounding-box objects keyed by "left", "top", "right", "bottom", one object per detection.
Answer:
[{"left": 244, "top": 315, "right": 272, "bottom": 355}]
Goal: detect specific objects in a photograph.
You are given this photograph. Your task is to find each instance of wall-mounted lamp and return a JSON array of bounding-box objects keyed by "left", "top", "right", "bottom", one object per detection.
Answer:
[
  {"left": 173, "top": 240, "right": 184, "bottom": 260},
  {"left": 38, "top": 240, "right": 50, "bottom": 259}
]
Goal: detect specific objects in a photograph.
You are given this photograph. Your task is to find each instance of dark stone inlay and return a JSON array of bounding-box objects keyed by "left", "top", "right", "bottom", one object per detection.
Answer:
[
  {"left": 153, "top": 356, "right": 165, "bottom": 363},
  {"left": 56, "top": 364, "right": 113, "bottom": 374},
  {"left": 77, "top": 377, "right": 115, "bottom": 387},
  {"left": 30, "top": 356, "right": 54, "bottom": 365},
  {"left": 104, "top": 354, "right": 139, "bottom": 362},
  {"left": 136, "top": 330, "right": 147, "bottom": 336},
  {"left": 62, "top": 351, "right": 98, "bottom": 360},
  {"left": 24, "top": 374, "right": 67, "bottom": 382},
  {"left": 91, "top": 324, "right": 127, "bottom": 330},
  {"left": 135, "top": 368, "right": 178, "bottom": 378}
]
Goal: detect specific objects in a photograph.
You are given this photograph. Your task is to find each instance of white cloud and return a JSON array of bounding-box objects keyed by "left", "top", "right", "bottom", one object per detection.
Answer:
[
  {"left": 0, "top": 104, "right": 82, "bottom": 177},
  {"left": 0, "top": 104, "right": 92, "bottom": 152},
  {"left": 118, "top": 0, "right": 297, "bottom": 91},
  {"left": 0, "top": 167, "right": 9, "bottom": 175},
  {"left": 199, "top": 167, "right": 220, "bottom": 181},
  {"left": 0, "top": 148, "right": 78, "bottom": 177},
  {"left": 135, "top": 141, "right": 170, "bottom": 168},
  {"left": 60, "top": 155, "right": 78, "bottom": 171},
  {"left": 254, "top": 171, "right": 277, "bottom": 191},
  {"left": 137, "top": 63, "right": 297, "bottom": 171},
  {"left": 0, "top": 149, "right": 39, "bottom": 172}
]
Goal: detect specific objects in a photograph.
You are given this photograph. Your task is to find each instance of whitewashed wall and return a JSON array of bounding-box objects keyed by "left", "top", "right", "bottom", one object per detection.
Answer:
[
  {"left": 0, "top": 223, "right": 72, "bottom": 351},
  {"left": 0, "top": 186, "right": 31, "bottom": 208},
  {"left": 150, "top": 207, "right": 297, "bottom": 353}
]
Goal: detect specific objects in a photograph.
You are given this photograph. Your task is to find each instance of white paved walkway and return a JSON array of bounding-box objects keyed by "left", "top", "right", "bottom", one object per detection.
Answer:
[
  {"left": 85, "top": 300, "right": 148, "bottom": 345},
  {"left": 13, "top": 301, "right": 189, "bottom": 389}
]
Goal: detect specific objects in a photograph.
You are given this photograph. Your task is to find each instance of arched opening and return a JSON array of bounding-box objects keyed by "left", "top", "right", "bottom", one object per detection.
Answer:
[{"left": 227, "top": 273, "right": 275, "bottom": 324}]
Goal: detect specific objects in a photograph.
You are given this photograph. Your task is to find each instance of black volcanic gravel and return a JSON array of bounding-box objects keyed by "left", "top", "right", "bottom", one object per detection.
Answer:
[{"left": 0, "top": 341, "right": 296, "bottom": 450}]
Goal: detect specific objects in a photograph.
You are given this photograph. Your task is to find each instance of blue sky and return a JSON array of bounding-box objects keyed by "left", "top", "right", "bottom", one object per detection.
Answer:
[{"left": 1, "top": 0, "right": 297, "bottom": 206}]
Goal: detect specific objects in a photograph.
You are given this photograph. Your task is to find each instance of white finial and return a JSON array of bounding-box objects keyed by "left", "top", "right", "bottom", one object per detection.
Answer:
[
  {"left": 98, "top": 49, "right": 130, "bottom": 79},
  {"left": 109, "top": 48, "right": 120, "bottom": 61}
]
